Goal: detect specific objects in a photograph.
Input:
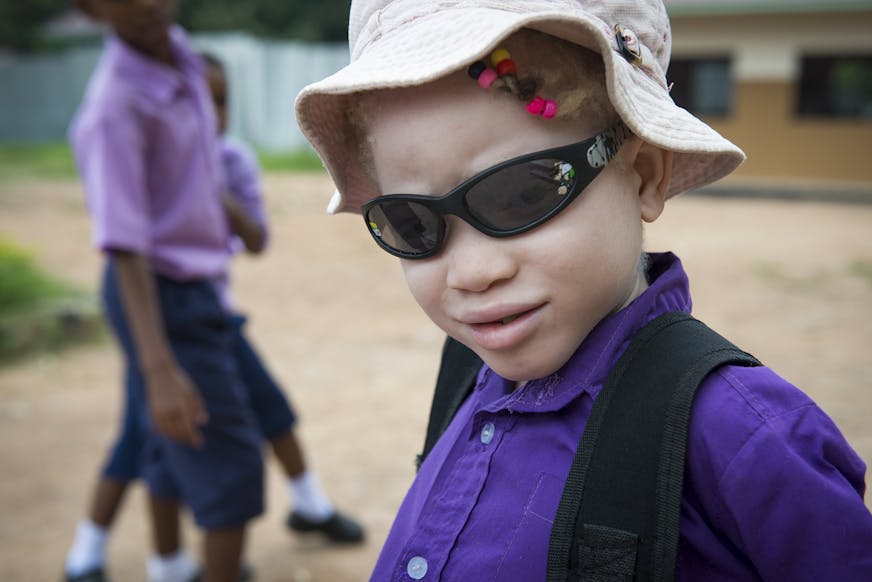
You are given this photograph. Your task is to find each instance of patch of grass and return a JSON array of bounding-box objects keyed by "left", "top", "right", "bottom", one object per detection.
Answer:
[
  {"left": 0, "top": 142, "right": 326, "bottom": 180},
  {"left": 0, "top": 142, "right": 77, "bottom": 182},
  {"left": 847, "top": 259, "right": 872, "bottom": 286},
  {"left": 0, "top": 238, "right": 80, "bottom": 317},
  {"left": 0, "top": 237, "right": 102, "bottom": 365},
  {"left": 0, "top": 301, "right": 106, "bottom": 367},
  {"left": 257, "top": 147, "right": 325, "bottom": 173}
]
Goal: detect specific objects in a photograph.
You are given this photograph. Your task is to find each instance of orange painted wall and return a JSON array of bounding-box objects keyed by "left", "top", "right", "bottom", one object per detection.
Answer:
[{"left": 703, "top": 82, "right": 872, "bottom": 184}]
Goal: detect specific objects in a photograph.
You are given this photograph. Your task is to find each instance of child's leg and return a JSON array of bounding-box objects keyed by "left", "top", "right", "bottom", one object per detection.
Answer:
[
  {"left": 145, "top": 494, "right": 199, "bottom": 582},
  {"left": 268, "top": 430, "right": 305, "bottom": 479},
  {"left": 148, "top": 494, "right": 182, "bottom": 556},
  {"left": 202, "top": 527, "right": 246, "bottom": 582},
  {"left": 88, "top": 477, "right": 130, "bottom": 529},
  {"left": 65, "top": 361, "right": 145, "bottom": 579}
]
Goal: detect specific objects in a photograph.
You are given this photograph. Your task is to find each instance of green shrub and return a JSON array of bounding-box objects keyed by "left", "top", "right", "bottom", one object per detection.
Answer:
[{"left": 0, "top": 238, "right": 77, "bottom": 317}]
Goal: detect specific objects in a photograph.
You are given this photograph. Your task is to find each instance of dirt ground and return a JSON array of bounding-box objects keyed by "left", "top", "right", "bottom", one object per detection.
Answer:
[{"left": 1, "top": 173, "right": 870, "bottom": 582}]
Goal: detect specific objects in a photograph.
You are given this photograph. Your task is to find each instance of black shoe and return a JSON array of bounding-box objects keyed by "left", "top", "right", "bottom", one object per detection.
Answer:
[
  {"left": 65, "top": 569, "right": 108, "bottom": 582},
  {"left": 287, "top": 510, "right": 365, "bottom": 544}
]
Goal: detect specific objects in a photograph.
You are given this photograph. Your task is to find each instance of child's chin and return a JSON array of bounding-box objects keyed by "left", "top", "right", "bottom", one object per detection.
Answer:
[{"left": 485, "top": 357, "right": 562, "bottom": 385}]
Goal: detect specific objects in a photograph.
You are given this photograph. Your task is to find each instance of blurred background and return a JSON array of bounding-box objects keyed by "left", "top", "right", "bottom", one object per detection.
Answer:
[
  {"left": 1, "top": 0, "right": 870, "bottom": 184},
  {"left": 0, "top": 1, "right": 871, "bottom": 581}
]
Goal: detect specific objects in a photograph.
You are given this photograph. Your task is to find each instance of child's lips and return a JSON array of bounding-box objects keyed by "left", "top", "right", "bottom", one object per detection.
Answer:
[{"left": 465, "top": 304, "right": 545, "bottom": 351}]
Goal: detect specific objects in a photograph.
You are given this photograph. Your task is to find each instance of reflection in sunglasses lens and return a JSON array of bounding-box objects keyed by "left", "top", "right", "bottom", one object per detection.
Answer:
[
  {"left": 467, "top": 159, "right": 576, "bottom": 230},
  {"left": 369, "top": 201, "right": 439, "bottom": 254}
]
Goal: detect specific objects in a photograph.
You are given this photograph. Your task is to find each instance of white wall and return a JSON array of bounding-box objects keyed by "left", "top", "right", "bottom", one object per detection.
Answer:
[{"left": 0, "top": 33, "right": 349, "bottom": 150}]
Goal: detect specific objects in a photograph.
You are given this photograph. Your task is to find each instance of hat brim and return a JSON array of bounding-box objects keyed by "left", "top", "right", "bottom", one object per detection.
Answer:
[{"left": 295, "top": 5, "right": 744, "bottom": 214}]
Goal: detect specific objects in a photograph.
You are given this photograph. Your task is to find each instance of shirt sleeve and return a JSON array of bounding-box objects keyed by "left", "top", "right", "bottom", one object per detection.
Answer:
[
  {"left": 72, "top": 102, "right": 150, "bottom": 255},
  {"left": 691, "top": 365, "right": 872, "bottom": 580},
  {"left": 221, "top": 138, "right": 268, "bottom": 245}
]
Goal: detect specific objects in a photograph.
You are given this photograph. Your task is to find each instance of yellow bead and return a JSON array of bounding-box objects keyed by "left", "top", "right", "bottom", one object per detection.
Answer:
[{"left": 490, "top": 48, "right": 511, "bottom": 67}]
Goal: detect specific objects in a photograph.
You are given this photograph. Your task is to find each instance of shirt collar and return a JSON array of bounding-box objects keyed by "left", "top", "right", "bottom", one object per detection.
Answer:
[
  {"left": 105, "top": 25, "right": 203, "bottom": 104},
  {"left": 475, "top": 252, "right": 692, "bottom": 415}
]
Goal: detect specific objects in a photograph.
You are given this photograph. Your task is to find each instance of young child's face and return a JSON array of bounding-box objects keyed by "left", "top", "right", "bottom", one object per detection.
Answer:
[
  {"left": 206, "top": 66, "right": 228, "bottom": 134},
  {"left": 77, "top": 0, "right": 176, "bottom": 60},
  {"left": 365, "top": 72, "right": 663, "bottom": 381}
]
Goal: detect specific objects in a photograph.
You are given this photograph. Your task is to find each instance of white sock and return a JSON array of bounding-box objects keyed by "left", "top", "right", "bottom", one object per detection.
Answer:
[
  {"left": 146, "top": 549, "right": 199, "bottom": 582},
  {"left": 290, "top": 470, "right": 334, "bottom": 522},
  {"left": 65, "top": 520, "right": 108, "bottom": 576}
]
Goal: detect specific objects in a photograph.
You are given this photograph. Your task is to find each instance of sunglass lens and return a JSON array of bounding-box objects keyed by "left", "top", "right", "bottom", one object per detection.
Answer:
[
  {"left": 366, "top": 200, "right": 441, "bottom": 256},
  {"left": 466, "top": 159, "right": 577, "bottom": 231}
]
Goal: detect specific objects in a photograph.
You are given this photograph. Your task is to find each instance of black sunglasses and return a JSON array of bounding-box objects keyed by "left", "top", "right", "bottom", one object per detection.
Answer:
[{"left": 361, "top": 123, "right": 631, "bottom": 259}]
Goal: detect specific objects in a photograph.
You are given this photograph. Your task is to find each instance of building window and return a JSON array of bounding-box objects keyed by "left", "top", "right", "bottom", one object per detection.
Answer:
[
  {"left": 797, "top": 55, "right": 872, "bottom": 119},
  {"left": 668, "top": 57, "right": 733, "bottom": 117}
]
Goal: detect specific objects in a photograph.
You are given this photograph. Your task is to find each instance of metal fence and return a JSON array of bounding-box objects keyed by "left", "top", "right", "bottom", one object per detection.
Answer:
[{"left": 0, "top": 33, "right": 349, "bottom": 151}]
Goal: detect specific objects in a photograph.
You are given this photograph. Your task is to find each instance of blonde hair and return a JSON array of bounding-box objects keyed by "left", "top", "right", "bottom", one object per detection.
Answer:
[
  {"left": 493, "top": 29, "right": 615, "bottom": 125},
  {"left": 348, "top": 28, "right": 618, "bottom": 181}
]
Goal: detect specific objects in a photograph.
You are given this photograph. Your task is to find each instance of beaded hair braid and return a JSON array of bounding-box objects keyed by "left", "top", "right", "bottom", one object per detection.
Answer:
[{"left": 467, "top": 48, "right": 559, "bottom": 119}]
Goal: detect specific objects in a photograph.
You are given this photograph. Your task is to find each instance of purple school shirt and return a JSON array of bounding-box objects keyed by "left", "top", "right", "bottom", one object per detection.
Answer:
[
  {"left": 212, "top": 136, "right": 268, "bottom": 309},
  {"left": 373, "top": 253, "right": 872, "bottom": 581},
  {"left": 70, "top": 26, "right": 229, "bottom": 281}
]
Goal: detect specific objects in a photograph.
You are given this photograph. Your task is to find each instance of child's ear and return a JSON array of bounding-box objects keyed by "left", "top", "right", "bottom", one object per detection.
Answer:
[
  {"left": 75, "top": 0, "right": 102, "bottom": 21},
  {"left": 632, "top": 141, "right": 672, "bottom": 223}
]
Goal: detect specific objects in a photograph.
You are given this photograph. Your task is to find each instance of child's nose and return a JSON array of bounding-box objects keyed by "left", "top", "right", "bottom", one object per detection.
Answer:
[{"left": 443, "top": 219, "right": 518, "bottom": 293}]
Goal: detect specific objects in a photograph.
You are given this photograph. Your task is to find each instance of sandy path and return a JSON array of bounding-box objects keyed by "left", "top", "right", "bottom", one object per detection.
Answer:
[{"left": 0, "top": 173, "right": 870, "bottom": 581}]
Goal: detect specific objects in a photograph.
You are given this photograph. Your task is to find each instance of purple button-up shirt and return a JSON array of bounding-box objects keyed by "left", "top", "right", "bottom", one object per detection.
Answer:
[
  {"left": 373, "top": 253, "right": 872, "bottom": 581},
  {"left": 70, "top": 26, "right": 229, "bottom": 281}
]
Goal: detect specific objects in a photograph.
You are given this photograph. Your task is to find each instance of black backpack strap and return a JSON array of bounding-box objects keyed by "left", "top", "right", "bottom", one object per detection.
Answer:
[
  {"left": 416, "top": 336, "right": 483, "bottom": 471},
  {"left": 547, "top": 312, "right": 760, "bottom": 582}
]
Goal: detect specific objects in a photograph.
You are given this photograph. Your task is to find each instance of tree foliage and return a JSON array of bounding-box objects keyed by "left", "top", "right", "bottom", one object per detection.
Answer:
[
  {"left": 0, "top": 0, "right": 69, "bottom": 51},
  {"left": 176, "top": 0, "right": 351, "bottom": 43},
  {"left": 0, "top": 0, "right": 351, "bottom": 52}
]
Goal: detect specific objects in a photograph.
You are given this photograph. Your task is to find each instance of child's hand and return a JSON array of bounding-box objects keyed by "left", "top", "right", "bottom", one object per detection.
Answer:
[
  {"left": 222, "top": 193, "right": 266, "bottom": 254},
  {"left": 145, "top": 363, "right": 209, "bottom": 448}
]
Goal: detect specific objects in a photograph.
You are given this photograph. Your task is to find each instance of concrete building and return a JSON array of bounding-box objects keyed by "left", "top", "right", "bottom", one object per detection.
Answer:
[{"left": 665, "top": 0, "right": 872, "bottom": 193}]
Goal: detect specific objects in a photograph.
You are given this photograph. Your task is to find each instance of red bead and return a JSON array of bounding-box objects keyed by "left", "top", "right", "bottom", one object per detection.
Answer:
[{"left": 496, "top": 59, "right": 517, "bottom": 76}]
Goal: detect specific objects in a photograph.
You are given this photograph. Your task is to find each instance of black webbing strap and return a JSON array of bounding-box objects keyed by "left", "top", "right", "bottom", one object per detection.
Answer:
[
  {"left": 547, "top": 312, "right": 760, "bottom": 582},
  {"left": 416, "top": 336, "right": 483, "bottom": 471}
]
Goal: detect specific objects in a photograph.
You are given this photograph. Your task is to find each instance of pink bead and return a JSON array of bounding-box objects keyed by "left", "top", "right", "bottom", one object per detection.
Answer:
[
  {"left": 477, "top": 68, "right": 498, "bottom": 89},
  {"left": 542, "top": 100, "right": 558, "bottom": 119},
  {"left": 526, "top": 96, "right": 545, "bottom": 115}
]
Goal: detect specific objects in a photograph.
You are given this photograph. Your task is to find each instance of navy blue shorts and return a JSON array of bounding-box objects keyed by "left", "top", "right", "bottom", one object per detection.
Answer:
[
  {"left": 101, "top": 261, "right": 264, "bottom": 529},
  {"left": 101, "top": 315, "right": 297, "bottom": 481},
  {"left": 229, "top": 313, "right": 298, "bottom": 439}
]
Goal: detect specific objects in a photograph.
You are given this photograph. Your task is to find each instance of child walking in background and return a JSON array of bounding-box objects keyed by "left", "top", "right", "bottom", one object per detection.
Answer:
[
  {"left": 64, "top": 1, "right": 262, "bottom": 581},
  {"left": 63, "top": 41, "right": 363, "bottom": 582},
  {"left": 295, "top": 0, "right": 872, "bottom": 580}
]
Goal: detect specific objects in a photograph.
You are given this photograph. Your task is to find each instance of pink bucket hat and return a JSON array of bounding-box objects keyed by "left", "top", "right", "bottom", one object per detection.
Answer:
[{"left": 295, "top": 0, "right": 746, "bottom": 214}]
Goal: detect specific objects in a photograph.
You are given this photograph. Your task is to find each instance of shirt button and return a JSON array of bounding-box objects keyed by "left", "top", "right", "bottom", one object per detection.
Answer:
[
  {"left": 407, "top": 556, "right": 428, "bottom": 579},
  {"left": 480, "top": 422, "right": 495, "bottom": 445}
]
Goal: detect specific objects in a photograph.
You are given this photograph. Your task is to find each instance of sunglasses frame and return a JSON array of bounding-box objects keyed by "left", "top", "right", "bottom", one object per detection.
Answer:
[{"left": 361, "top": 123, "right": 630, "bottom": 260}]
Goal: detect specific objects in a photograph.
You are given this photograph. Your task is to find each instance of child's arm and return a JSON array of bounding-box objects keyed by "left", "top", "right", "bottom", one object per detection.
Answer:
[
  {"left": 222, "top": 193, "right": 266, "bottom": 254},
  {"left": 112, "top": 250, "right": 208, "bottom": 447}
]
